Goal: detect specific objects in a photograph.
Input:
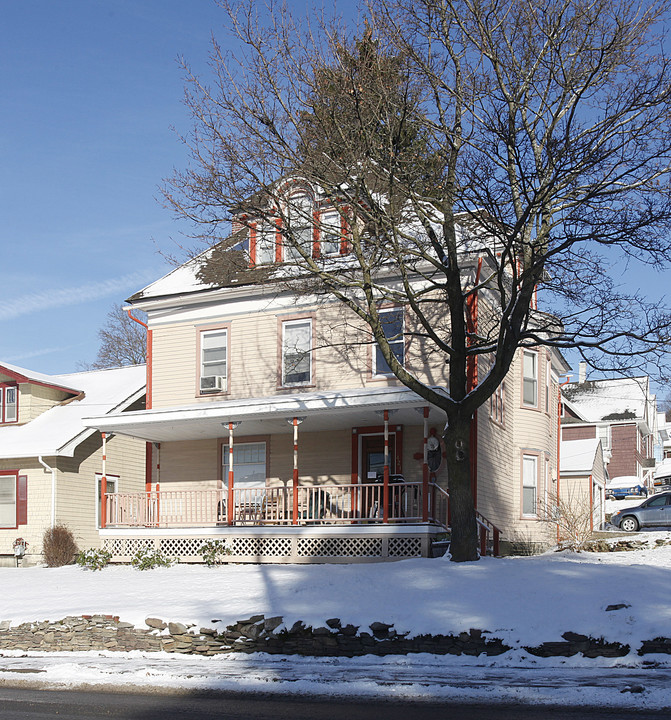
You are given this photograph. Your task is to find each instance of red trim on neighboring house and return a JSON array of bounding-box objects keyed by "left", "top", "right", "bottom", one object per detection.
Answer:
[
  {"left": 249, "top": 222, "right": 257, "bottom": 266},
  {"left": 0, "top": 366, "right": 79, "bottom": 397},
  {"left": 312, "top": 210, "right": 320, "bottom": 258},
  {"left": 17, "top": 475, "right": 27, "bottom": 526},
  {"left": 275, "top": 218, "right": 283, "bottom": 262}
]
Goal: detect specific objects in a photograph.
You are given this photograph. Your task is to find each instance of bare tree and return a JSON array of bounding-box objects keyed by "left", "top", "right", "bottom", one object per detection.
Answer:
[
  {"left": 87, "top": 304, "right": 147, "bottom": 370},
  {"left": 163, "top": 0, "right": 671, "bottom": 561}
]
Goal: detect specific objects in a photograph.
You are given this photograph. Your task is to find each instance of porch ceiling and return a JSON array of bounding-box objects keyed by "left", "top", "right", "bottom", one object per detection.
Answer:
[{"left": 84, "top": 386, "right": 447, "bottom": 442}]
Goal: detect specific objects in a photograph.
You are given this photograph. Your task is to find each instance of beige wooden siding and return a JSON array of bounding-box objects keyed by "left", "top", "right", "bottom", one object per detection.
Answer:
[
  {"left": 150, "top": 299, "right": 450, "bottom": 409},
  {"left": 16, "top": 384, "right": 70, "bottom": 424},
  {"left": 157, "top": 439, "right": 220, "bottom": 489},
  {"left": 0, "top": 460, "right": 53, "bottom": 561},
  {"left": 56, "top": 432, "right": 147, "bottom": 551}
]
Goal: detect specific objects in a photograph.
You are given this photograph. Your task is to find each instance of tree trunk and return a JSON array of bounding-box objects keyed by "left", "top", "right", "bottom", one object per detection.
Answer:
[{"left": 443, "top": 417, "right": 479, "bottom": 562}]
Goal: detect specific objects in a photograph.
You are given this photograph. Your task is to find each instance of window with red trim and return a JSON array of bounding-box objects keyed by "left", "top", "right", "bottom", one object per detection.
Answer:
[
  {"left": 0, "top": 384, "right": 18, "bottom": 423},
  {"left": 0, "top": 471, "right": 25, "bottom": 529}
]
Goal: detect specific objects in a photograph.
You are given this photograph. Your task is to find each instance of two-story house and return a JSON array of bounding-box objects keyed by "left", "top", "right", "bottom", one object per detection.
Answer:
[
  {"left": 85, "top": 195, "right": 569, "bottom": 561},
  {"left": 0, "top": 362, "right": 146, "bottom": 565},
  {"left": 561, "top": 366, "right": 658, "bottom": 487}
]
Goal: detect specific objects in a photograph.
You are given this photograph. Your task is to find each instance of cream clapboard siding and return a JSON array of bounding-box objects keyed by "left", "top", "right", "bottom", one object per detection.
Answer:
[
  {"left": 150, "top": 297, "right": 450, "bottom": 409},
  {"left": 0, "top": 460, "right": 52, "bottom": 564},
  {"left": 56, "top": 433, "right": 147, "bottom": 551},
  {"left": 505, "top": 348, "right": 559, "bottom": 546},
  {"left": 15, "top": 383, "right": 69, "bottom": 424}
]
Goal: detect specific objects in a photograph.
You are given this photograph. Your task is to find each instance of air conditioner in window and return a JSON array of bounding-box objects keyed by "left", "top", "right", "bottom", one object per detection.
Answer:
[{"left": 200, "top": 375, "right": 225, "bottom": 392}]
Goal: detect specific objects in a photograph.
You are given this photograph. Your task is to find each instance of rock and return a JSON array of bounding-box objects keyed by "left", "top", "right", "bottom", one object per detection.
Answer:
[
  {"left": 370, "top": 622, "right": 393, "bottom": 639},
  {"left": 561, "top": 631, "right": 589, "bottom": 643},
  {"left": 237, "top": 615, "right": 264, "bottom": 625},
  {"left": 340, "top": 624, "right": 359, "bottom": 636},
  {"left": 168, "top": 622, "right": 189, "bottom": 635},
  {"left": 605, "top": 604, "right": 631, "bottom": 612},
  {"left": 145, "top": 618, "right": 167, "bottom": 630},
  {"left": 325, "top": 618, "right": 341, "bottom": 629},
  {"left": 621, "top": 685, "right": 645, "bottom": 694},
  {"left": 264, "top": 616, "right": 283, "bottom": 633}
]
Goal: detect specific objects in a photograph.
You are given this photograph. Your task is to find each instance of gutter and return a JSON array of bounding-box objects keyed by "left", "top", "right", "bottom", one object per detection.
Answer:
[{"left": 38, "top": 456, "right": 56, "bottom": 527}]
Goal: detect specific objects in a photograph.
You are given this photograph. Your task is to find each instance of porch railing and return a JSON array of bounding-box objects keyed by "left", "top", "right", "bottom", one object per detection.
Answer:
[{"left": 102, "top": 481, "right": 450, "bottom": 529}]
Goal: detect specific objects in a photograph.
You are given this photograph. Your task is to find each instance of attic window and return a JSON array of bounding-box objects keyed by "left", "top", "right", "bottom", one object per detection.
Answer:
[{"left": 0, "top": 384, "right": 17, "bottom": 424}]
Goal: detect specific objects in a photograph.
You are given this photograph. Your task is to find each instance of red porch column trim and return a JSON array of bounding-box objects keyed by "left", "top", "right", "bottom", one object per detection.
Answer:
[
  {"left": 227, "top": 422, "right": 235, "bottom": 525},
  {"left": 100, "top": 432, "right": 107, "bottom": 529},
  {"left": 383, "top": 410, "right": 390, "bottom": 523},
  {"left": 292, "top": 417, "right": 299, "bottom": 525},
  {"left": 422, "top": 407, "right": 429, "bottom": 522},
  {"left": 145, "top": 442, "right": 152, "bottom": 492}
]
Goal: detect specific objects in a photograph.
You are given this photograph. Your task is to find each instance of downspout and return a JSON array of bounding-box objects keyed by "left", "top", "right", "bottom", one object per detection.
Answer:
[
  {"left": 125, "top": 307, "right": 151, "bottom": 410},
  {"left": 38, "top": 456, "right": 56, "bottom": 528}
]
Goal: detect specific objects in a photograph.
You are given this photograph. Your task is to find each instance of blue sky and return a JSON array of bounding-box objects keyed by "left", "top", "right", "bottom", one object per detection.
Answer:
[
  {"left": 0, "top": 1, "right": 667, "bottom": 390},
  {"left": 0, "top": 1, "right": 237, "bottom": 373}
]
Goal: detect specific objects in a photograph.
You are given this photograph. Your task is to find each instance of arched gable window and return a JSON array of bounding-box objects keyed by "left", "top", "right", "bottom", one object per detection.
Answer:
[{"left": 285, "top": 190, "right": 314, "bottom": 262}]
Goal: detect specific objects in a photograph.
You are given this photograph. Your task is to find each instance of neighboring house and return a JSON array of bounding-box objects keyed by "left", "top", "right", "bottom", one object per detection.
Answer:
[
  {"left": 561, "top": 367, "right": 658, "bottom": 487},
  {"left": 559, "top": 438, "right": 606, "bottom": 533},
  {"left": 0, "top": 362, "right": 146, "bottom": 566},
  {"left": 84, "top": 197, "right": 569, "bottom": 561}
]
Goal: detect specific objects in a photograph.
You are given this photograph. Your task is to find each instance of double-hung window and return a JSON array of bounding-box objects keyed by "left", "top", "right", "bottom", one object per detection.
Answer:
[
  {"left": 522, "top": 350, "right": 538, "bottom": 407},
  {"left": 285, "top": 193, "right": 313, "bottom": 263},
  {"left": 320, "top": 210, "right": 341, "bottom": 256},
  {"left": 255, "top": 219, "right": 277, "bottom": 265},
  {"left": 282, "top": 319, "right": 312, "bottom": 386},
  {"left": 522, "top": 454, "right": 538, "bottom": 516},
  {"left": 0, "top": 385, "right": 17, "bottom": 424},
  {"left": 200, "top": 329, "right": 228, "bottom": 393},
  {"left": 374, "top": 308, "right": 405, "bottom": 376},
  {"left": 0, "top": 472, "right": 17, "bottom": 528}
]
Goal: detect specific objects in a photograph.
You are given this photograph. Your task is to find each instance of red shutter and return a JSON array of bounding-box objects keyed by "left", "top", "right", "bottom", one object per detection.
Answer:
[{"left": 17, "top": 475, "right": 27, "bottom": 525}]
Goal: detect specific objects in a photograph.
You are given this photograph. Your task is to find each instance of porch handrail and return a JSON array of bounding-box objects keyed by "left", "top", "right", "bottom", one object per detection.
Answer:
[{"left": 103, "top": 481, "right": 446, "bottom": 529}]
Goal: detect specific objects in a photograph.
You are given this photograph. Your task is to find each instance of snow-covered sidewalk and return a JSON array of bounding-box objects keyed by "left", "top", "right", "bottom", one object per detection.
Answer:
[{"left": 0, "top": 533, "right": 670, "bottom": 708}]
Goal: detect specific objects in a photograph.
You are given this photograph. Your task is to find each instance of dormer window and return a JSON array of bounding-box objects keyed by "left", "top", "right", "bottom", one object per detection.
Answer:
[
  {"left": 0, "top": 384, "right": 17, "bottom": 424},
  {"left": 320, "top": 210, "right": 342, "bottom": 256},
  {"left": 255, "top": 219, "right": 278, "bottom": 265},
  {"left": 285, "top": 192, "right": 313, "bottom": 262}
]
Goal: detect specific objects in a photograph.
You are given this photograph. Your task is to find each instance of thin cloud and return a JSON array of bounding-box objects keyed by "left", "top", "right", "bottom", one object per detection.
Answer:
[
  {"left": 0, "top": 270, "right": 159, "bottom": 321},
  {"left": 3, "top": 345, "right": 84, "bottom": 363}
]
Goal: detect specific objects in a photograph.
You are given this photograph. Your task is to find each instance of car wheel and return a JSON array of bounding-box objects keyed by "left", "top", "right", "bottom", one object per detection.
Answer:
[{"left": 620, "top": 516, "right": 639, "bottom": 533}]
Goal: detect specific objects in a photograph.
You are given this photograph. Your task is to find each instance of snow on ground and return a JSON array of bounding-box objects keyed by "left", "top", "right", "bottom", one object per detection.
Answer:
[{"left": 1, "top": 537, "right": 671, "bottom": 708}]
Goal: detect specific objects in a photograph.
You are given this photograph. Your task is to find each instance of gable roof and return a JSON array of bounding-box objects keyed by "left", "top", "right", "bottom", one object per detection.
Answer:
[
  {"left": 560, "top": 438, "right": 603, "bottom": 475},
  {"left": 0, "top": 364, "right": 146, "bottom": 460},
  {"left": 0, "top": 361, "right": 83, "bottom": 395},
  {"left": 561, "top": 377, "right": 650, "bottom": 424}
]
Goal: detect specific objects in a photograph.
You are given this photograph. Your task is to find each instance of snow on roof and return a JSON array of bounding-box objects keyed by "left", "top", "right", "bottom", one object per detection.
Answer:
[
  {"left": 129, "top": 253, "right": 211, "bottom": 302},
  {"left": 0, "top": 360, "right": 83, "bottom": 394},
  {"left": 560, "top": 438, "right": 602, "bottom": 474},
  {"left": 561, "top": 377, "right": 649, "bottom": 423},
  {"left": 0, "top": 364, "right": 146, "bottom": 459}
]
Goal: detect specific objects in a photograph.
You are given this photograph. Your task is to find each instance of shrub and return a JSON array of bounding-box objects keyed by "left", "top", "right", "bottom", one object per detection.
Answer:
[
  {"left": 76, "top": 548, "right": 112, "bottom": 571},
  {"left": 42, "top": 525, "right": 78, "bottom": 567},
  {"left": 130, "top": 547, "right": 172, "bottom": 570},
  {"left": 199, "top": 539, "right": 232, "bottom": 566}
]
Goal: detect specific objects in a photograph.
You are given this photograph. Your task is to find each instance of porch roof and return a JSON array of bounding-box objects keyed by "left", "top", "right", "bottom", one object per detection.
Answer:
[{"left": 83, "top": 386, "right": 447, "bottom": 442}]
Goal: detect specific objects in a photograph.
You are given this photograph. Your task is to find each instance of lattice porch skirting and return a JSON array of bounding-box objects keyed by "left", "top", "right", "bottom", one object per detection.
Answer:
[{"left": 100, "top": 525, "right": 439, "bottom": 563}]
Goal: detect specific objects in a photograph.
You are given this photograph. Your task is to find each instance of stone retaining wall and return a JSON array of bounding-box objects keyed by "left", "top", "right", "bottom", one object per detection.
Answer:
[{"left": 0, "top": 614, "right": 668, "bottom": 659}]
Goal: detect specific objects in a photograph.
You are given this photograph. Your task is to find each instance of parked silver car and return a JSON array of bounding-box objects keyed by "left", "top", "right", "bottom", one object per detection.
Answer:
[{"left": 610, "top": 491, "right": 671, "bottom": 532}]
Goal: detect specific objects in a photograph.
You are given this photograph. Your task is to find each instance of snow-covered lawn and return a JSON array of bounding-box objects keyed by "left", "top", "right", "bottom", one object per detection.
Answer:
[{"left": 1, "top": 537, "right": 671, "bottom": 708}]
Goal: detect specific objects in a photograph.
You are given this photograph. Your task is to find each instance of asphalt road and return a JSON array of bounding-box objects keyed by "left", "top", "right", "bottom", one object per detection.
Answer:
[{"left": 0, "top": 688, "right": 666, "bottom": 720}]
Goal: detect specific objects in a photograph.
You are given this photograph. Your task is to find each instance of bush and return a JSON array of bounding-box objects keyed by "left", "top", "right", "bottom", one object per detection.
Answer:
[
  {"left": 199, "top": 539, "right": 232, "bottom": 566},
  {"left": 76, "top": 548, "right": 112, "bottom": 571},
  {"left": 42, "top": 525, "right": 78, "bottom": 567},
  {"left": 130, "top": 547, "right": 172, "bottom": 570}
]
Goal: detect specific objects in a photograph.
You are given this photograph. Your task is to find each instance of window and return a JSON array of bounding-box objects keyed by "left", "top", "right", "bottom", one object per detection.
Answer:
[
  {"left": 285, "top": 193, "right": 313, "bottom": 262},
  {"left": 200, "top": 329, "right": 228, "bottom": 393},
  {"left": 0, "top": 472, "right": 24, "bottom": 528},
  {"left": 522, "top": 350, "right": 538, "bottom": 407},
  {"left": 255, "top": 220, "right": 277, "bottom": 265},
  {"left": 374, "top": 308, "right": 405, "bottom": 376},
  {"left": 0, "top": 473, "right": 16, "bottom": 528},
  {"left": 320, "top": 210, "right": 341, "bottom": 256},
  {"left": 282, "top": 319, "right": 312, "bottom": 386},
  {"left": 490, "top": 381, "right": 505, "bottom": 424},
  {"left": 597, "top": 425, "right": 611, "bottom": 451},
  {"left": 222, "top": 442, "right": 266, "bottom": 488},
  {"left": 0, "top": 384, "right": 17, "bottom": 423},
  {"left": 522, "top": 454, "right": 538, "bottom": 516}
]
